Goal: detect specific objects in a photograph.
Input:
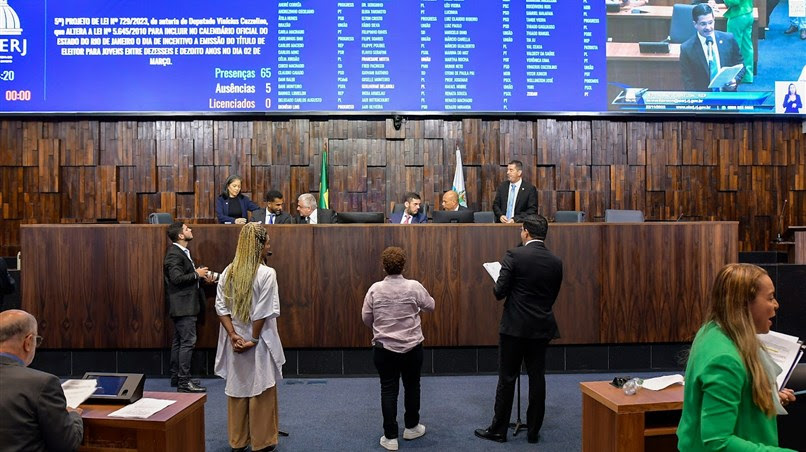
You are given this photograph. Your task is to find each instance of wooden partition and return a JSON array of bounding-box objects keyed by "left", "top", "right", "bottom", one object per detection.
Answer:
[{"left": 21, "top": 222, "right": 737, "bottom": 349}]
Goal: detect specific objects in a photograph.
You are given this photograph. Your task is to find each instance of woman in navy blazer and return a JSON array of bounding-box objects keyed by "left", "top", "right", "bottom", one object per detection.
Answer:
[
  {"left": 782, "top": 83, "right": 802, "bottom": 113},
  {"left": 215, "top": 175, "right": 261, "bottom": 224}
]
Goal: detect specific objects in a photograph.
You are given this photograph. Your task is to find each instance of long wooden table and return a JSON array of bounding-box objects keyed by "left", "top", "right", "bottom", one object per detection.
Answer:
[
  {"left": 581, "top": 380, "right": 683, "bottom": 452},
  {"left": 21, "top": 222, "right": 738, "bottom": 349},
  {"left": 79, "top": 391, "right": 206, "bottom": 451}
]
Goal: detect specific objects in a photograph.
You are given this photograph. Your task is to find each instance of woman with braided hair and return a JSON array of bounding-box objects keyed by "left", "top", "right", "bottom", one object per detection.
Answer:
[{"left": 214, "top": 223, "right": 285, "bottom": 452}]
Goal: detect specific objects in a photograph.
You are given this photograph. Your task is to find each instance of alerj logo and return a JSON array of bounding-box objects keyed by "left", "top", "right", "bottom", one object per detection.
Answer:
[{"left": 0, "top": 0, "right": 27, "bottom": 64}]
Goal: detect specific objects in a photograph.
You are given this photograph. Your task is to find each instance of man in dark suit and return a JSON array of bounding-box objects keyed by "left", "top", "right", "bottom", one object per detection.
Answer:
[
  {"left": 680, "top": 3, "right": 744, "bottom": 91},
  {"left": 295, "top": 193, "right": 337, "bottom": 224},
  {"left": 441, "top": 190, "right": 468, "bottom": 212},
  {"left": 252, "top": 189, "right": 294, "bottom": 224},
  {"left": 492, "top": 160, "right": 538, "bottom": 223},
  {"left": 389, "top": 192, "right": 428, "bottom": 224},
  {"left": 0, "top": 309, "right": 84, "bottom": 451},
  {"left": 475, "top": 215, "right": 563, "bottom": 444},
  {"left": 164, "top": 222, "right": 211, "bottom": 393}
]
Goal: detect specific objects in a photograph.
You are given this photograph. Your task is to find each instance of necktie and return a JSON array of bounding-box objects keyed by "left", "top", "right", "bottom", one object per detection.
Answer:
[
  {"left": 706, "top": 38, "right": 718, "bottom": 82},
  {"left": 269, "top": 213, "right": 275, "bottom": 224},
  {"left": 183, "top": 248, "right": 194, "bottom": 266},
  {"left": 404, "top": 214, "right": 411, "bottom": 224},
  {"left": 506, "top": 184, "right": 516, "bottom": 219},
  {"left": 304, "top": 216, "right": 309, "bottom": 224}
]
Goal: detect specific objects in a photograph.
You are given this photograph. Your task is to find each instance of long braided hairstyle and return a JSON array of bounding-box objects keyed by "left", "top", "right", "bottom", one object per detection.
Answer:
[{"left": 222, "top": 223, "right": 268, "bottom": 323}]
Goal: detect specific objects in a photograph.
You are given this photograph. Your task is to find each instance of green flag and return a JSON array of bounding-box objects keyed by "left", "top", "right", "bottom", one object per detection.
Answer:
[{"left": 318, "top": 142, "right": 329, "bottom": 209}]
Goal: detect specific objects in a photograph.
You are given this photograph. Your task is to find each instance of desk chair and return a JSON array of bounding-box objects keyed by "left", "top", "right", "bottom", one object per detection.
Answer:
[
  {"left": 148, "top": 212, "right": 173, "bottom": 224},
  {"left": 668, "top": 4, "right": 696, "bottom": 44},
  {"left": 554, "top": 211, "right": 586, "bottom": 223},
  {"left": 604, "top": 209, "right": 645, "bottom": 223},
  {"left": 473, "top": 211, "right": 495, "bottom": 223}
]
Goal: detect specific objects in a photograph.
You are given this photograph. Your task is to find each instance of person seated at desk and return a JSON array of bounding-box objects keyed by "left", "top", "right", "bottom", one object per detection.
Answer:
[
  {"left": 441, "top": 190, "right": 468, "bottom": 212},
  {"left": 294, "top": 193, "right": 337, "bottom": 224},
  {"left": 252, "top": 190, "right": 294, "bottom": 225},
  {"left": 782, "top": 83, "right": 802, "bottom": 113},
  {"left": 390, "top": 192, "right": 428, "bottom": 224},
  {"left": 216, "top": 175, "right": 261, "bottom": 224},
  {"left": 677, "top": 264, "right": 797, "bottom": 451},
  {"left": 0, "top": 309, "right": 84, "bottom": 452},
  {"left": 680, "top": 3, "right": 745, "bottom": 91}
]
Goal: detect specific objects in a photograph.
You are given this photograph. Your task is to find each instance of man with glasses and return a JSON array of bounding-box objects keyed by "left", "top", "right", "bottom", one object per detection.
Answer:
[{"left": 0, "top": 309, "right": 84, "bottom": 451}]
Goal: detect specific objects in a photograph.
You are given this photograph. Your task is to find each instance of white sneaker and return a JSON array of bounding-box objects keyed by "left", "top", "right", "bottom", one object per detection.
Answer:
[
  {"left": 380, "top": 435, "right": 398, "bottom": 451},
  {"left": 403, "top": 424, "right": 426, "bottom": 440}
]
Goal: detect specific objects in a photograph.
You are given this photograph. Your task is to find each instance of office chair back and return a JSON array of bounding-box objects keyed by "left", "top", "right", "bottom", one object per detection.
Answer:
[
  {"left": 473, "top": 211, "right": 495, "bottom": 223},
  {"left": 554, "top": 211, "right": 586, "bottom": 223},
  {"left": 148, "top": 212, "right": 173, "bottom": 224},
  {"left": 604, "top": 209, "right": 645, "bottom": 223},
  {"left": 668, "top": 4, "right": 696, "bottom": 44}
]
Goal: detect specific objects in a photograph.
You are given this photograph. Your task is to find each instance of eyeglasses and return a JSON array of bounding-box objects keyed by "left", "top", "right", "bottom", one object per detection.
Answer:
[{"left": 28, "top": 334, "right": 43, "bottom": 347}]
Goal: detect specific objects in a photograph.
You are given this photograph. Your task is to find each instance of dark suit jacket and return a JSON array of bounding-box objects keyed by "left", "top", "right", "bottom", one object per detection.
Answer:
[
  {"left": 0, "top": 355, "right": 84, "bottom": 452},
  {"left": 493, "top": 240, "right": 563, "bottom": 339},
  {"left": 389, "top": 210, "right": 428, "bottom": 224},
  {"left": 163, "top": 244, "right": 205, "bottom": 318},
  {"left": 251, "top": 208, "right": 294, "bottom": 224},
  {"left": 783, "top": 93, "right": 802, "bottom": 113},
  {"left": 215, "top": 194, "right": 261, "bottom": 224},
  {"left": 680, "top": 31, "right": 743, "bottom": 91},
  {"left": 294, "top": 208, "right": 337, "bottom": 224},
  {"left": 492, "top": 179, "right": 538, "bottom": 223}
]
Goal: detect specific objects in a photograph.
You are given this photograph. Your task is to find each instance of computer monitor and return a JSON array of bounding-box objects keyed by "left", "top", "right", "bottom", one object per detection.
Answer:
[
  {"left": 337, "top": 212, "right": 386, "bottom": 224},
  {"left": 82, "top": 372, "right": 145, "bottom": 404},
  {"left": 432, "top": 210, "right": 475, "bottom": 223}
]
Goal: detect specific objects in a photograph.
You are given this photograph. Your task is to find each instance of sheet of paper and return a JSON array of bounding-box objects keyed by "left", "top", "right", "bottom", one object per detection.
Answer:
[
  {"left": 758, "top": 330, "right": 804, "bottom": 390},
  {"left": 641, "top": 374, "right": 685, "bottom": 391},
  {"left": 708, "top": 64, "right": 744, "bottom": 89},
  {"left": 483, "top": 262, "right": 501, "bottom": 282},
  {"left": 107, "top": 398, "right": 176, "bottom": 419},
  {"left": 61, "top": 379, "right": 98, "bottom": 409}
]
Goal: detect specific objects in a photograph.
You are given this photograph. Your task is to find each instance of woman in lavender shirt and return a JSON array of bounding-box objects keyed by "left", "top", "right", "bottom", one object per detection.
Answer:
[{"left": 362, "top": 246, "right": 436, "bottom": 451}]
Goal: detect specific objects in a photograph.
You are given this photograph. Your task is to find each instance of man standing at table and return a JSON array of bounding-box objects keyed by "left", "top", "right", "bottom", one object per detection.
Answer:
[
  {"left": 252, "top": 189, "right": 294, "bottom": 225},
  {"left": 475, "top": 215, "right": 563, "bottom": 444},
  {"left": 164, "top": 222, "right": 212, "bottom": 393},
  {"left": 295, "top": 193, "right": 337, "bottom": 224},
  {"left": 492, "top": 160, "right": 538, "bottom": 223},
  {"left": 390, "top": 192, "right": 428, "bottom": 224},
  {"left": 0, "top": 309, "right": 84, "bottom": 451}
]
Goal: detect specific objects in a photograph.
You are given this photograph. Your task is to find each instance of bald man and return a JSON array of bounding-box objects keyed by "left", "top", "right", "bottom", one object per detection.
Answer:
[
  {"left": 441, "top": 190, "right": 468, "bottom": 212},
  {"left": 0, "top": 309, "right": 84, "bottom": 451}
]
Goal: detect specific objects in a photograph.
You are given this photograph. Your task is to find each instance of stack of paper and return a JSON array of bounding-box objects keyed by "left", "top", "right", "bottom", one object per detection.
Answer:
[
  {"left": 108, "top": 398, "right": 176, "bottom": 419},
  {"left": 61, "top": 379, "right": 98, "bottom": 409},
  {"left": 758, "top": 330, "right": 804, "bottom": 390},
  {"left": 483, "top": 262, "right": 501, "bottom": 282}
]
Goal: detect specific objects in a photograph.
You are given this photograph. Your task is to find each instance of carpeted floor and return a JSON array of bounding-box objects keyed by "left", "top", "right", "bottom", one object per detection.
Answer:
[{"left": 144, "top": 371, "right": 675, "bottom": 451}]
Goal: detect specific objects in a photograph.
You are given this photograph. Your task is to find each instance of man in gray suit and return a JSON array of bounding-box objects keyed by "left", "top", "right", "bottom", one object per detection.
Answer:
[
  {"left": 0, "top": 309, "right": 84, "bottom": 451},
  {"left": 164, "top": 222, "right": 212, "bottom": 393}
]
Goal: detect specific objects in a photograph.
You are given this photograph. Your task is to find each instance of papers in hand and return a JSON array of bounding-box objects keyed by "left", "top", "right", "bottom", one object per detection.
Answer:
[
  {"left": 641, "top": 374, "right": 684, "bottom": 391},
  {"left": 708, "top": 64, "right": 744, "bottom": 89},
  {"left": 483, "top": 262, "right": 501, "bottom": 282},
  {"left": 107, "top": 398, "right": 176, "bottom": 419},
  {"left": 61, "top": 379, "right": 98, "bottom": 409},
  {"left": 758, "top": 330, "right": 804, "bottom": 390}
]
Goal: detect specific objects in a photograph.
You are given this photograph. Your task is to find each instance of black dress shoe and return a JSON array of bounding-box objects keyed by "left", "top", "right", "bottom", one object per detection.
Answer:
[
  {"left": 177, "top": 380, "right": 207, "bottom": 393},
  {"left": 231, "top": 447, "right": 248, "bottom": 452},
  {"left": 784, "top": 24, "right": 798, "bottom": 34},
  {"left": 474, "top": 428, "right": 506, "bottom": 443},
  {"left": 253, "top": 446, "right": 276, "bottom": 452},
  {"left": 170, "top": 377, "right": 201, "bottom": 387},
  {"left": 527, "top": 434, "right": 540, "bottom": 444}
]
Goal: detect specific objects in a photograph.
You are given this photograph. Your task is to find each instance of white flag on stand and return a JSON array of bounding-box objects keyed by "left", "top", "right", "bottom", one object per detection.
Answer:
[{"left": 452, "top": 148, "right": 467, "bottom": 207}]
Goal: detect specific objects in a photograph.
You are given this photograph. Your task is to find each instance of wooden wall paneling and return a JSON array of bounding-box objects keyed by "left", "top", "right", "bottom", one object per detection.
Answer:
[
  {"left": 1, "top": 167, "right": 22, "bottom": 219},
  {"left": 0, "top": 121, "right": 22, "bottom": 165},
  {"left": 194, "top": 166, "right": 216, "bottom": 220},
  {"left": 176, "top": 194, "right": 197, "bottom": 221},
  {"left": 423, "top": 119, "right": 443, "bottom": 139},
  {"left": 366, "top": 138, "right": 387, "bottom": 167},
  {"left": 628, "top": 165, "right": 647, "bottom": 211},
  {"left": 682, "top": 122, "right": 705, "bottom": 166},
  {"left": 421, "top": 140, "right": 443, "bottom": 207},
  {"left": 0, "top": 220, "right": 19, "bottom": 255},
  {"left": 252, "top": 164, "right": 291, "bottom": 207},
  {"left": 792, "top": 164, "right": 806, "bottom": 191},
  {"left": 56, "top": 121, "right": 97, "bottom": 167},
  {"left": 366, "top": 167, "right": 387, "bottom": 212},
  {"left": 750, "top": 121, "right": 773, "bottom": 166},
  {"left": 534, "top": 119, "right": 556, "bottom": 165},
  {"left": 385, "top": 140, "right": 408, "bottom": 207},
  {"left": 385, "top": 118, "right": 406, "bottom": 139},
  {"left": 442, "top": 121, "right": 463, "bottom": 165},
  {"left": 556, "top": 191, "right": 576, "bottom": 214},
  {"left": 289, "top": 166, "right": 312, "bottom": 211},
  {"left": 590, "top": 165, "right": 611, "bottom": 220},
  {"left": 132, "top": 139, "right": 157, "bottom": 193},
  {"left": 23, "top": 192, "right": 60, "bottom": 224},
  {"left": 646, "top": 138, "right": 667, "bottom": 193},
  {"left": 214, "top": 138, "right": 252, "bottom": 192},
  {"left": 96, "top": 165, "right": 117, "bottom": 219},
  {"left": 464, "top": 165, "right": 482, "bottom": 211},
  {"left": 626, "top": 122, "right": 647, "bottom": 166},
  {"left": 21, "top": 121, "right": 41, "bottom": 167},
  {"left": 404, "top": 167, "right": 424, "bottom": 204},
  {"left": 592, "top": 120, "right": 626, "bottom": 165},
  {"left": 116, "top": 192, "right": 137, "bottom": 223},
  {"left": 718, "top": 139, "right": 740, "bottom": 192},
  {"left": 328, "top": 118, "right": 348, "bottom": 139},
  {"left": 156, "top": 139, "right": 194, "bottom": 193},
  {"left": 574, "top": 190, "right": 592, "bottom": 214},
  {"left": 99, "top": 121, "right": 136, "bottom": 166},
  {"left": 461, "top": 118, "right": 482, "bottom": 164},
  {"left": 153, "top": 121, "right": 176, "bottom": 141},
  {"left": 480, "top": 164, "right": 500, "bottom": 212},
  {"left": 405, "top": 119, "right": 423, "bottom": 139},
  {"left": 252, "top": 121, "right": 273, "bottom": 165},
  {"left": 185, "top": 120, "right": 214, "bottom": 166},
  {"left": 38, "top": 138, "right": 60, "bottom": 193},
  {"left": 536, "top": 165, "right": 556, "bottom": 193},
  {"left": 610, "top": 165, "right": 628, "bottom": 209},
  {"left": 645, "top": 191, "right": 667, "bottom": 219},
  {"left": 479, "top": 120, "right": 501, "bottom": 167},
  {"left": 290, "top": 118, "right": 311, "bottom": 164},
  {"left": 346, "top": 145, "right": 368, "bottom": 194},
  {"left": 328, "top": 166, "right": 347, "bottom": 210}
]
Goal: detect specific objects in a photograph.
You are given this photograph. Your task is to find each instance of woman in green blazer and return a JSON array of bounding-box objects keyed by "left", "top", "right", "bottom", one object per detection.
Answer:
[{"left": 677, "top": 263, "right": 797, "bottom": 451}]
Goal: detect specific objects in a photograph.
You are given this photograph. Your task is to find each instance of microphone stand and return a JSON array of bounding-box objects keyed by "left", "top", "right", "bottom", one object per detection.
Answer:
[
  {"left": 774, "top": 199, "right": 788, "bottom": 243},
  {"left": 509, "top": 373, "right": 527, "bottom": 437}
]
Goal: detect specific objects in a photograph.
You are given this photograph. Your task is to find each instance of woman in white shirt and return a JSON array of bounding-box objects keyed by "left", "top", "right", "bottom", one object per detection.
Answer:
[{"left": 215, "top": 223, "right": 285, "bottom": 452}]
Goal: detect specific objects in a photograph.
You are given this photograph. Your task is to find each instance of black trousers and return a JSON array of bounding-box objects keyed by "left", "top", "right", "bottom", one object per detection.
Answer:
[
  {"left": 170, "top": 315, "right": 197, "bottom": 383},
  {"left": 490, "top": 334, "right": 550, "bottom": 440},
  {"left": 373, "top": 344, "right": 423, "bottom": 439}
]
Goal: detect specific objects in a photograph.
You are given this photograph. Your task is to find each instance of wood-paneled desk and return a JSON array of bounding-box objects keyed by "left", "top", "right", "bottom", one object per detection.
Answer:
[
  {"left": 607, "top": 42, "right": 682, "bottom": 93},
  {"left": 21, "top": 222, "right": 738, "bottom": 349},
  {"left": 581, "top": 381, "right": 683, "bottom": 452},
  {"left": 79, "top": 392, "right": 206, "bottom": 451},
  {"left": 783, "top": 226, "right": 806, "bottom": 264}
]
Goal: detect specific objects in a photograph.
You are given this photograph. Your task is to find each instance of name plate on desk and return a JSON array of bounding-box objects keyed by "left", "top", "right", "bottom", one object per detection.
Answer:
[{"left": 83, "top": 372, "right": 145, "bottom": 404}]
